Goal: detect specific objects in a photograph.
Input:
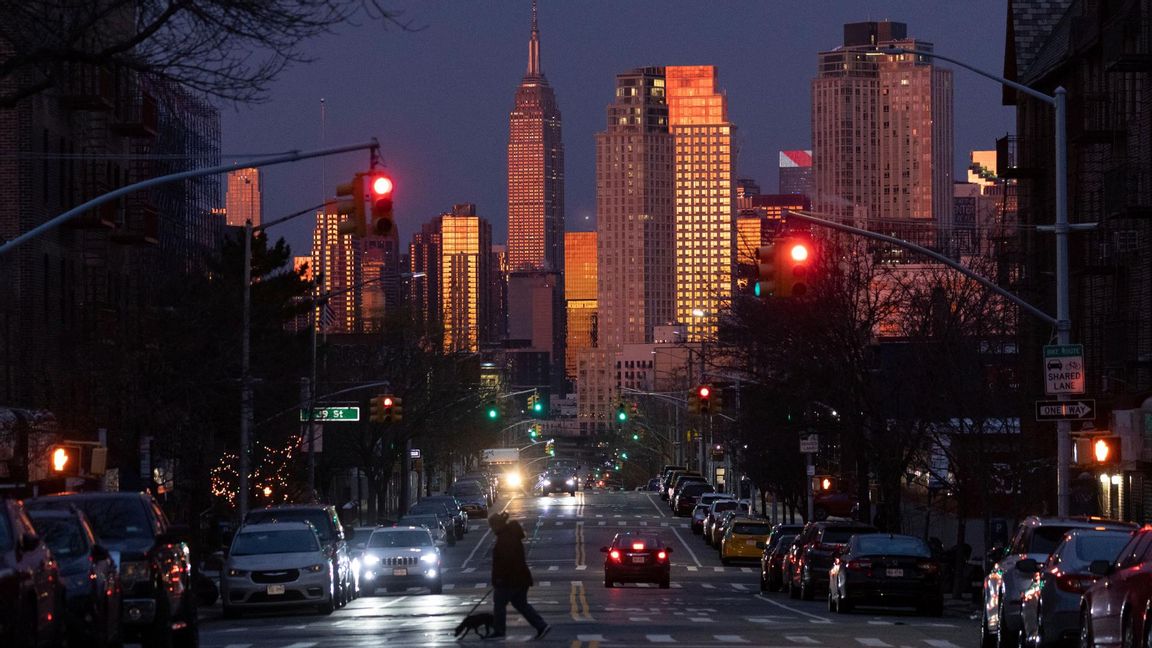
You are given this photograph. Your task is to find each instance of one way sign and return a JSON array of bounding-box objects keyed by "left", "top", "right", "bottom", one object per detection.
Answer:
[{"left": 1035, "top": 399, "right": 1096, "bottom": 421}]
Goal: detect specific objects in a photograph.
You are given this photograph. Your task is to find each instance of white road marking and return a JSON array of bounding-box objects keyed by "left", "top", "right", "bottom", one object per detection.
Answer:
[
  {"left": 702, "top": 583, "right": 716, "bottom": 589},
  {"left": 755, "top": 594, "right": 835, "bottom": 624},
  {"left": 713, "top": 566, "right": 724, "bottom": 572},
  {"left": 576, "top": 565, "right": 587, "bottom": 570},
  {"left": 630, "top": 617, "right": 653, "bottom": 622},
  {"left": 577, "top": 635, "right": 606, "bottom": 642},
  {"left": 644, "top": 493, "right": 669, "bottom": 518},
  {"left": 687, "top": 566, "right": 699, "bottom": 572},
  {"left": 668, "top": 526, "right": 703, "bottom": 567},
  {"left": 857, "top": 639, "right": 892, "bottom": 647},
  {"left": 714, "top": 636, "right": 749, "bottom": 644},
  {"left": 689, "top": 616, "right": 713, "bottom": 622},
  {"left": 222, "top": 644, "right": 252, "bottom": 648},
  {"left": 475, "top": 582, "right": 487, "bottom": 588},
  {"left": 924, "top": 642, "right": 964, "bottom": 648},
  {"left": 539, "top": 581, "right": 551, "bottom": 587},
  {"left": 747, "top": 617, "right": 779, "bottom": 624},
  {"left": 732, "top": 583, "right": 748, "bottom": 590},
  {"left": 785, "top": 637, "right": 819, "bottom": 645},
  {"left": 598, "top": 521, "right": 607, "bottom": 526},
  {"left": 742, "top": 567, "right": 754, "bottom": 573},
  {"left": 444, "top": 584, "right": 455, "bottom": 590},
  {"left": 462, "top": 567, "right": 476, "bottom": 573},
  {"left": 548, "top": 565, "right": 559, "bottom": 571},
  {"left": 646, "top": 635, "right": 676, "bottom": 643},
  {"left": 279, "top": 643, "right": 318, "bottom": 648}
]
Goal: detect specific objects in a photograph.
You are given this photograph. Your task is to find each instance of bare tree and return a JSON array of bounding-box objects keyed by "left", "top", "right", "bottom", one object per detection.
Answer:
[{"left": 0, "top": 0, "right": 413, "bottom": 107}]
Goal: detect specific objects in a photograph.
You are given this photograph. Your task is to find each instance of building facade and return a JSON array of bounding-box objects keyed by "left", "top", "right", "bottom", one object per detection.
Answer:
[
  {"left": 812, "top": 21, "right": 954, "bottom": 251},
  {"left": 440, "top": 205, "right": 493, "bottom": 354},
  {"left": 667, "top": 65, "right": 735, "bottom": 341},
  {"left": 225, "top": 167, "right": 261, "bottom": 226},
  {"left": 564, "top": 231, "right": 597, "bottom": 386},
  {"left": 778, "top": 149, "right": 814, "bottom": 198},
  {"left": 507, "top": 1, "right": 564, "bottom": 273}
]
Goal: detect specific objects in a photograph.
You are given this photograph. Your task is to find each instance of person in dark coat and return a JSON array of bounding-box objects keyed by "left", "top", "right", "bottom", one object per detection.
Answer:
[{"left": 488, "top": 513, "right": 550, "bottom": 639}]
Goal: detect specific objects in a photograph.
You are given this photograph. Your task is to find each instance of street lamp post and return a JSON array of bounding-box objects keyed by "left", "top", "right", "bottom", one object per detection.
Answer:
[{"left": 884, "top": 47, "right": 1084, "bottom": 516}]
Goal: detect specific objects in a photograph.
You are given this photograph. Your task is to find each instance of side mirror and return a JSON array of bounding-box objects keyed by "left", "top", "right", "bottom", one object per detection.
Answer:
[
  {"left": 1089, "top": 559, "right": 1113, "bottom": 576},
  {"left": 1015, "top": 558, "right": 1041, "bottom": 573},
  {"left": 91, "top": 544, "right": 112, "bottom": 561},
  {"left": 599, "top": 546, "right": 609, "bottom": 553},
  {"left": 20, "top": 533, "right": 40, "bottom": 552}
]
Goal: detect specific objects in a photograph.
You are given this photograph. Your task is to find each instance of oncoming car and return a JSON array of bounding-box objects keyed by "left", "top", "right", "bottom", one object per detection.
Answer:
[
  {"left": 360, "top": 526, "right": 443, "bottom": 595},
  {"left": 537, "top": 471, "right": 577, "bottom": 496},
  {"left": 221, "top": 522, "right": 335, "bottom": 617},
  {"left": 601, "top": 531, "right": 673, "bottom": 588}
]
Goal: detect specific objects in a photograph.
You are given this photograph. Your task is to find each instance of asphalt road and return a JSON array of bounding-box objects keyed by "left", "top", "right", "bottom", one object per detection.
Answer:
[{"left": 197, "top": 490, "right": 979, "bottom": 646}]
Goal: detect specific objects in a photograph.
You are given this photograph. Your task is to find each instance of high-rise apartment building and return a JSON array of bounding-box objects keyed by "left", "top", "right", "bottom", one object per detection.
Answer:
[
  {"left": 409, "top": 217, "right": 444, "bottom": 330},
  {"left": 507, "top": 1, "right": 564, "bottom": 272},
  {"left": 778, "top": 150, "right": 814, "bottom": 198},
  {"left": 225, "top": 167, "right": 261, "bottom": 226},
  {"left": 441, "top": 205, "right": 492, "bottom": 353},
  {"left": 565, "top": 231, "right": 598, "bottom": 385},
  {"left": 667, "top": 65, "right": 735, "bottom": 341},
  {"left": 812, "top": 21, "right": 954, "bottom": 250},
  {"left": 596, "top": 67, "right": 676, "bottom": 352},
  {"left": 310, "top": 209, "right": 360, "bottom": 333}
]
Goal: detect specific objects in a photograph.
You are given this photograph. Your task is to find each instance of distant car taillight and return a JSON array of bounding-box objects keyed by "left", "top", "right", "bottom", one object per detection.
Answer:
[
  {"left": 657, "top": 550, "right": 667, "bottom": 561},
  {"left": 846, "top": 559, "right": 872, "bottom": 572},
  {"left": 609, "top": 550, "right": 621, "bottom": 562},
  {"left": 917, "top": 560, "right": 940, "bottom": 574},
  {"left": 1055, "top": 572, "right": 1097, "bottom": 593}
]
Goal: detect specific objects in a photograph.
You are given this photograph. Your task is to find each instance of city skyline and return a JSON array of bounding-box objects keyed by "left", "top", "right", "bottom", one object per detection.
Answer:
[{"left": 219, "top": 1, "right": 1013, "bottom": 258}]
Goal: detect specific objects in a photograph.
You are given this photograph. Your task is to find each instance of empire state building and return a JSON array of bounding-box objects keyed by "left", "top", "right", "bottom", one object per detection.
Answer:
[{"left": 507, "top": 0, "right": 564, "bottom": 272}]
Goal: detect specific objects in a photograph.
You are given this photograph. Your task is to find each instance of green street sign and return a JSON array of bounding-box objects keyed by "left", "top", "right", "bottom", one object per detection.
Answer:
[{"left": 299, "top": 406, "right": 360, "bottom": 422}]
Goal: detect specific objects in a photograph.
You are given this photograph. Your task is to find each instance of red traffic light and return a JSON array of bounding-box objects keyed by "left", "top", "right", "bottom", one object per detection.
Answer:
[
  {"left": 382, "top": 396, "right": 394, "bottom": 408},
  {"left": 371, "top": 175, "right": 393, "bottom": 196},
  {"left": 698, "top": 386, "right": 710, "bottom": 399},
  {"left": 789, "top": 242, "right": 810, "bottom": 263}
]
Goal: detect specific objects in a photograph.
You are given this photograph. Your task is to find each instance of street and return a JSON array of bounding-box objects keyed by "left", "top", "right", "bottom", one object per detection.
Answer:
[{"left": 197, "top": 490, "right": 977, "bottom": 646}]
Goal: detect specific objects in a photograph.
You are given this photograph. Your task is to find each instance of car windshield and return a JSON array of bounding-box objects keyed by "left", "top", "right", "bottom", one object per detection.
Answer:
[
  {"left": 1062, "top": 532, "right": 1132, "bottom": 570},
  {"left": 822, "top": 527, "right": 876, "bottom": 544},
  {"left": 713, "top": 501, "right": 743, "bottom": 513},
  {"left": 854, "top": 535, "right": 932, "bottom": 557},
  {"left": 733, "top": 523, "right": 772, "bottom": 535},
  {"left": 245, "top": 509, "right": 334, "bottom": 542},
  {"left": 232, "top": 529, "right": 319, "bottom": 555},
  {"left": 452, "top": 482, "right": 484, "bottom": 496},
  {"left": 369, "top": 530, "right": 433, "bottom": 548},
  {"left": 617, "top": 534, "right": 661, "bottom": 548},
  {"left": 1029, "top": 526, "right": 1079, "bottom": 555},
  {"left": 408, "top": 504, "right": 447, "bottom": 517},
  {"left": 771, "top": 534, "right": 798, "bottom": 551},
  {"left": 399, "top": 516, "right": 439, "bottom": 529},
  {"left": 426, "top": 498, "right": 460, "bottom": 510},
  {"left": 31, "top": 497, "right": 153, "bottom": 541},
  {"left": 682, "top": 483, "right": 713, "bottom": 495},
  {"left": 28, "top": 516, "right": 88, "bottom": 560}
]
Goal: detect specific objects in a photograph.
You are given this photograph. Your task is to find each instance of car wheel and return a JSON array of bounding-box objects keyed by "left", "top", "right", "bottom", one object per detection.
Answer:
[
  {"left": 141, "top": 600, "right": 175, "bottom": 648},
  {"left": 1079, "top": 607, "right": 1093, "bottom": 648},
  {"left": 997, "top": 602, "right": 1019, "bottom": 648},
  {"left": 448, "top": 534, "right": 456, "bottom": 547},
  {"left": 800, "top": 569, "right": 814, "bottom": 601},
  {"left": 981, "top": 608, "right": 998, "bottom": 648},
  {"left": 659, "top": 577, "right": 670, "bottom": 589},
  {"left": 317, "top": 599, "right": 334, "bottom": 615},
  {"left": 721, "top": 557, "right": 732, "bottom": 566},
  {"left": 760, "top": 573, "right": 770, "bottom": 593},
  {"left": 430, "top": 580, "right": 443, "bottom": 595},
  {"left": 604, "top": 578, "right": 614, "bottom": 588},
  {"left": 788, "top": 575, "right": 800, "bottom": 600},
  {"left": 1121, "top": 612, "right": 1136, "bottom": 648}
]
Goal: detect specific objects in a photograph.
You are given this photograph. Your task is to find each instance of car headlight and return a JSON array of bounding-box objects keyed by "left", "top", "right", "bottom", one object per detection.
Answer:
[
  {"left": 566, "top": 479, "right": 575, "bottom": 486},
  {"left": 543, "top": 480, "right": 552, "bottom": 486},
  {"left": 226, "top": 568, "right": 248, "bottom": 577},
  {"left": 363, "top": 555, "right": 381, "bottom": 566},
  {"left": 121, "top": 561, "right": 150, "bottom": 582},
  {"left": 420, "top": 553, "right": 439, "bottom": 564},
  {"left": 305, "top": 564, "right": 326, "bottom": 573}
]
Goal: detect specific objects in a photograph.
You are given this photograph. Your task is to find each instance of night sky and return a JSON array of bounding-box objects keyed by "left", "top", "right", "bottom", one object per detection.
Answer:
[{"left": 220, "top": 1, "right": 1015, "bottom": 258}]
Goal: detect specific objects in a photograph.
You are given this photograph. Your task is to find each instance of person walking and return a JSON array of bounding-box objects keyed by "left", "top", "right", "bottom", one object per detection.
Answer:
[{"left": 488, "top": 512, "right": 551, "bottom": 640}]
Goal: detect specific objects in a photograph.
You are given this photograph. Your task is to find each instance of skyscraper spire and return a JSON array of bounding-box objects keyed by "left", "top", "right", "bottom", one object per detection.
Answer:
[{"left": 527, "top": 0, "right": 541, "bottom": 77}]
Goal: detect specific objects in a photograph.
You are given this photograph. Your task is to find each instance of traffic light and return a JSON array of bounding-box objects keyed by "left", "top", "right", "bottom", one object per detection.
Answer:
[
  {"left": 334, "top": 174, "right": 367, "bottom": 238},
  {"left": 370, "top": 394, "right": 394, "bottom": 423},
  {"left": 756, "top": 242, "right": 777, "bottom": 297},
  {"left": 368, "top": 173, "right": 395, "bottom": 237},
  {"left": 528, "top": 392, "right": 544, "bottom": 417},
  {"left": 545, "top": 439, "right": 555, "bottom": 456},
  {"left": 486, "top": 401, "right": 500, "bottom": 421},
  {"left": 775, "top": 236, "right": 815, "bottom": 298},
  {"left": 529, "top": 424, "right": 539, "bottom": 440},
  {"left": 616, "top": 403, "right": 628, "bottom": 423},
  {"left": 390, "top": 396, "right": 403, "bottom": 423},
  {"left": 711, "top": 389, "right": 724, "bottom": 415},
  {"left": 697, "top": 385, "right": 712, "bottom": 415},
  {"left": 688, "top": 391, "right": 700, "bottom": 414},
  {"left": 1076, "top": 436, "right": 1121, "bottom": 465},
  {"left": 49, "top": 444, "right": 81, "bottom": 476},
  {"left": 812, "top": 474, "right": 836, "bottom": 492}
]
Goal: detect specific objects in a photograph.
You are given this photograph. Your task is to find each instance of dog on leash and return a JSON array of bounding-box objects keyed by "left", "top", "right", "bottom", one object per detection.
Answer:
[{"left": 454, "top": 612, "right": 496, "bottom": 639}]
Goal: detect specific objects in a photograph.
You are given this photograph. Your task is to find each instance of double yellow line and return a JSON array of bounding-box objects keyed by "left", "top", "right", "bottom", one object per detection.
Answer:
[{"left": 568, "top": 581, "right": 592, "bottom": 621}]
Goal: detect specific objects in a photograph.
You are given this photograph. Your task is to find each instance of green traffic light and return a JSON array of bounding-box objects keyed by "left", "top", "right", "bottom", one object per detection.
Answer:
[
  {"left": 487, "top": 408, "right": 498, "bottom": 419},
  {"left": 533, "top": 402, "right": 543, "bottom": 413},
  {"left": 754, "top": 281, "right": 762, "bottom": 297},
  {"left": 617, "top": 410, "right": 627, "bottom": 422},
  {"left": 632, "top": 433, "right": 639, "bottom": 441},
  {"left": 621, "top": 452, "right": 628, "bottom": 460}
]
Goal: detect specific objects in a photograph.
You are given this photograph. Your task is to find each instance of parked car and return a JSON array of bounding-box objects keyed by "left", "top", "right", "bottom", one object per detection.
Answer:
[
  {"left": 221, "top": 522, "right": 335, "bottom": 617},
  {"left": 1019, "top": 527, "right": 1133, "bottom": 647},
  {"left": 360, "top": 526, "right": 443, "bottom": 595},
  {"left": 760, "top": 533, "right": 800, "bottom": 592},
  {"left": 812, "top": 492, "right": 858, "bottom": 521},
  {"left": 0, "top": 498, "right": 65, "bottom": 648},
  {"left": 786, "top": 520, "right": 879, "bottom": 601},
  {"left": 709, "top": 509, "right": 745, "bottom": 548},
  {"left": 407, "top": 501, "right": 463, "bottom": 541},
  {"left": 27, "top": 507, "right": 121, "bottom": 647},
  {"left": 243, "top": 503, "right": 355, "bottom": 607},
  {"left": 602, "top": 531, "right": 672, "bottom": 588},
  {"left": 421, "top": 495, "right": 470, "bottom": 536},
  {"left": 719, "top": 518, "right": 774, "bottom": 565},
  {"left": 27, "top": 491, "right": 198, "bottom": 648},
  {"left": 673, "top": 482, "right": 716, "bottom": 517},
  {"left": 828, "top": 533, "right": 943, "bottom": 615},
  {"left": 1077, "top": 525, "right": 1152, "bottom": 648},
  {"left": 690, "top": 494, "right": 731, "bottom": 534},
  {"left": 448, "top": 480, "right": 490, "bottom": 519},
  {"left": 981, "top": 516, "right": 1136, "bottom": 648}
]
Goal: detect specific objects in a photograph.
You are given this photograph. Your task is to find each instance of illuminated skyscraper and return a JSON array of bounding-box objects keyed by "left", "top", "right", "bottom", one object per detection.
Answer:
[
  {"left": 441, "top": 205, "right": 492, "bottom": 353},
  {"left": 667, "top": 65, "right": 735, "bottom": 340},
  {"left": 310, "top": 209, "right": 359, "bottom": 333},
  {"left": 507, "top": 0, "right": 564, "bottom": 272},
  {"left": 409, "top": 217, "right": 444, "bottom": 329},
  {"left": 225, "top": 167, "right": 261, "bottom": 226},
  {"left": 778, "top": 150, "right": 814, "bottom": 197},
  {"left": 565, "top": 231, "right": 598, "bottom": 385},
  {"left": 812, "top": 21, "right": 953, "bottom": 249}
]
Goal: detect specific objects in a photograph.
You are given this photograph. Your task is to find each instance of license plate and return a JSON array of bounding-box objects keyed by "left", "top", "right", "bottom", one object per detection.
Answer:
[
  {"left": 631, "top": 556, "right": 647, "bottom": 564},
  {"left": 266, "top": 584, "right": 285, "bottom": 595},
  {"left": 746, "top": 539, "right": 759, "bottom": 546},
  {"left": 393, "top": 567, "right": 408, "bottom": 576},
  {"left": 886, "top": 568, "right": 904, "bottom": 578}
]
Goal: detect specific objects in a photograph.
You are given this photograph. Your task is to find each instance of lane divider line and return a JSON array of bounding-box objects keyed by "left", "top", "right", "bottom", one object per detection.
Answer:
[
  {"left": 754, "top": 593, "right": 835, "bottom": 624},
  {"left": 668, "top": 525, "right": 703, "bottom": 567}
]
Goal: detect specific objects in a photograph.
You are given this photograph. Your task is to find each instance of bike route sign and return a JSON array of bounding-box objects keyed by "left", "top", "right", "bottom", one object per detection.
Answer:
[{"left": 1043, "top": 344, "right": 1085, "bottom": 395}]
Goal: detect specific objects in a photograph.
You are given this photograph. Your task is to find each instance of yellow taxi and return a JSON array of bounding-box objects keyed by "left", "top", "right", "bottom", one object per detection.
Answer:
[{"left": 719, "top": 518, "right": 774, "bottom": 565}]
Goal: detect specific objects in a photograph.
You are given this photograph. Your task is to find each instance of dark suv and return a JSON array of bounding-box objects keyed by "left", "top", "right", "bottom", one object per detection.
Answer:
[
  {"left": 786, "top": 520, "right": 878, "bottom": 600},
  {"left": 27, "top": 491, "right": 198, "bottom": 648},
  {"left": 243, "top": 503, "right": 354, "bottom": 606},
  {"left": 0, "top": 498, "right": 64, "bottom": 648}
]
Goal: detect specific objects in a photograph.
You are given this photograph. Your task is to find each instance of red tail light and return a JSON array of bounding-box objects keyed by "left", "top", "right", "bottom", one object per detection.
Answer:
[
  {"left": 609, "top": 550, "right": 621, "bottom": 562},
  {"left": 917, "top": 561, "right": 940, "bottom": 574},
  {"left": 632, "top": 542, "right": 646, "bottom": 551},
  {"left": 1055, "top": 572, "right": 1097, "bottom": 593},
  {"left": 846, "top": 559, "right": 872, "bottom": 572},
  {"left": 657, "top": 551, "right": 667, "bottom": 561}
]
